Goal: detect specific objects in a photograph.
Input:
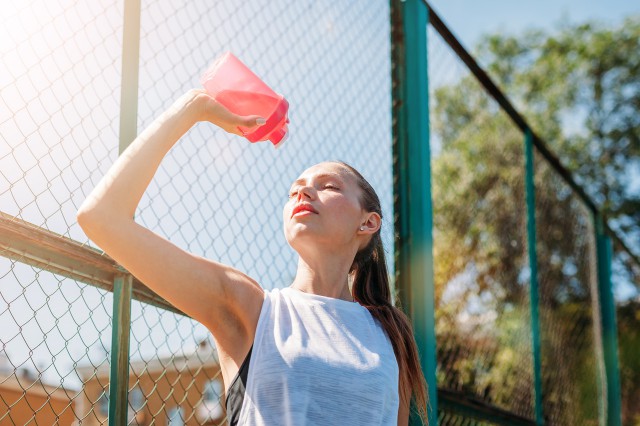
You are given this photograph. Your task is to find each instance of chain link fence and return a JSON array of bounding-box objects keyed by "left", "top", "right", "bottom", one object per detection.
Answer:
[
  {"left": 428, "top": 24, "right": 535, "bottom": 420},
  {"left": 2, "top": 0, "right": 639, "bottom": 425},
  {"left": 425, "top": 3, "right": 637, "bottom": 425},
  {"left": 1, "top": 0, "right": 122, "bottom": 423},
  {"left": 612, "top": 239, "right": 640, "bottom": 425},
  {"left": 2, "top": 0, "right": 392, "bottom": 424},
  {"left": 533, "top": 156, "right": 602, "bottom": 425}
]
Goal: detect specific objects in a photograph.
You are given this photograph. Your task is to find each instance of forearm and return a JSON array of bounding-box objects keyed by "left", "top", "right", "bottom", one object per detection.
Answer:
[{"left": 78, "top": 91, "right": 200, "bottom": 221}]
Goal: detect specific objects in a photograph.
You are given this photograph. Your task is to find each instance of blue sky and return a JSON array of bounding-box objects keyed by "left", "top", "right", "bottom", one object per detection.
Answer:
[{"left": 429, "top": 0, "right": 640, "bottom": 51}]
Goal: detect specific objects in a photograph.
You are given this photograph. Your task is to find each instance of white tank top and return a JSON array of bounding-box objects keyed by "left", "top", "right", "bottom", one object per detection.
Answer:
[{"left": 238, "top": 286, "right": 399, "bottom": 425}]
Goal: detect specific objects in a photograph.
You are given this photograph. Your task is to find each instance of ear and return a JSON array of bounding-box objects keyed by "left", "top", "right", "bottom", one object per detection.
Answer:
[{"left": 359, "top": 212, "right": 381, "bottom": 234}]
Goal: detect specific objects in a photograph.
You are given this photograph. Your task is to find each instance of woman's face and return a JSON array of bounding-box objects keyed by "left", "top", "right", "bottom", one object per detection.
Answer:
[{"left": 283, "top": 162, "right": 365, "bottom": 251}]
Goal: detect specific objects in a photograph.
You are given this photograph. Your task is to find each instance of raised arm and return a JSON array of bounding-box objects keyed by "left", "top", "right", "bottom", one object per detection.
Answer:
[{"left": 76, "top": 89, "right": 266, "bottom": 344}]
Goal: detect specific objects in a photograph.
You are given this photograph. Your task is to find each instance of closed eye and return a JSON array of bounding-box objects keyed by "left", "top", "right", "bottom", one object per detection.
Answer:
[{"left": 288, "top": 185, "right": 339, "bottom": 199}]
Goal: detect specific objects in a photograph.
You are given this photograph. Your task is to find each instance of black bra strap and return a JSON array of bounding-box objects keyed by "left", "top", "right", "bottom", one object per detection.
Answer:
[{"left": 225, "top": 344, "right": 253, "bottom": 425}]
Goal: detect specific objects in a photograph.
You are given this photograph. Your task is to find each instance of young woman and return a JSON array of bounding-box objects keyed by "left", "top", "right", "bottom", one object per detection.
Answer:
[{"left": 77, "top": 89, "right": 428, "bottom": 425}]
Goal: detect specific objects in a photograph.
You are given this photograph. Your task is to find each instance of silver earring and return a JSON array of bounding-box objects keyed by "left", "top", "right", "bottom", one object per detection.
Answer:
[{"left": 359, "top": 226, "right": 365, "bottom": 231}]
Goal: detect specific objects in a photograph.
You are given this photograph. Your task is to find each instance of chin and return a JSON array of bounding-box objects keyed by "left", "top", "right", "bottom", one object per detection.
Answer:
[
  {"left": 287, "top": 224, "right": 322, "bottom": 239},
  {"left": 286, "top": 229, "right": 315, "bottom": 245}
]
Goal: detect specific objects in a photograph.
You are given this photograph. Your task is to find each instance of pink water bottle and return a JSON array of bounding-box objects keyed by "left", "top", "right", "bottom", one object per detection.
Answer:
[{"left": 200, "top": 51, "right": 290, "bottom": 148}]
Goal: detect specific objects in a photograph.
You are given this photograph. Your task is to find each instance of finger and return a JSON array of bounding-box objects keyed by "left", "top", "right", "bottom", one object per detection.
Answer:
[
  {"left": 207, "top": 101, "right": 239, "bottom": 123},
  {"left": 239, "top": 115, "right": 267, "bottom": 128},
  {"left": 229, "top": 117, "right": 264, "bottom": 137}
]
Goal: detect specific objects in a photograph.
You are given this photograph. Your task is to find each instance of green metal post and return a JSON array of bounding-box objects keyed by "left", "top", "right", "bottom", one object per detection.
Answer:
[
  {"left": 109, "top": 0, "right": 140, "bottom": 423},
  {"left": 390, "top": 0, "right": 437, "bottom": 424},
  {"left": 119, "top": 0, "right": 141, "bottom": 154},
  {"left": 108, "top": 274, "right": 133, "bottom": 426},
  {"left": 524, "top": 129, "right": 544, "bottom": 425},
  {"left": 595, "top": 214, "right": 622, "bottom": 426}
]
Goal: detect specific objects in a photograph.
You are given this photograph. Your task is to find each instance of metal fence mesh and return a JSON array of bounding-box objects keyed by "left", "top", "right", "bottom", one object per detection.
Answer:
[
  {"left": 133, "top": 0, "right": 394, "bottom": 290},
  {"left": 3, "top": 0, "right": 393, "bottom": 424},
  {"left": 533, "top": 154, "right": 602, "bottom": 425},
  {"left": 612, "top": 239, "right": 640, "bottom": 425},
  {"left": 1, "top": 0, "right": 122, "bottom": 423},
  {"left": 124, "top": 304, "right": 222, "bottom": 425},
  {"left": 437, "top": 408, "right": 498, "bottom": 426},
  {"left": 0, "top": 0, "right": 123, "bottom": 238},
  {"left": 428, "top": 25, "right": 534, "bottom": 422},
  {"left": 129, "top": 3, "right": 394, "bottom": 422},
  {"left": 0, "top": 257, "right": 113, "bottom": 425}
]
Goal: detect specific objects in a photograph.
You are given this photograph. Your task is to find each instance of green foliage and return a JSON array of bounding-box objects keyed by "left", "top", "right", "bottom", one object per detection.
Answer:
[
  {"left": 476, "top": 17, "right": 640, "bottom": 243},
  {"left": 430, "top": 15, "right": 640, "bottom": 425},
  {"left": 617, "top": 302, "right": 640, "bottom": 424}
]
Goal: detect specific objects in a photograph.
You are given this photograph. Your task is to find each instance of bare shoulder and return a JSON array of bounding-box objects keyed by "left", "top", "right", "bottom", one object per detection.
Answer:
[
  {"left": 204, "top": 261, "right": 265, "bottom": 341},
  {"left": 76, "top": 215, "right": 265, "bottom": 352}
]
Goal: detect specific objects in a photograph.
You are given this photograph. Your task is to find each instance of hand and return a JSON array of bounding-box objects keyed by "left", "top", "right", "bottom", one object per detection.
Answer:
[{"left": 185, "top": 89, "right": 266, "bottom": 137}]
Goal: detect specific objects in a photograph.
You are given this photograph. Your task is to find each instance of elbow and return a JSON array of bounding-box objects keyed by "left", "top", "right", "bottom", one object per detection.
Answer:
[
  {"left": 76, "top": 208, "right": 99, "bottom": 236},
  {"left": 76, "top": 206, "right": 131, "bottom": 240},
  {"left": 76, "top": 209, "right": 115, "bottom": 247},
  {"left": 76, "top": 205, "right": 112, "bottom": 237}
]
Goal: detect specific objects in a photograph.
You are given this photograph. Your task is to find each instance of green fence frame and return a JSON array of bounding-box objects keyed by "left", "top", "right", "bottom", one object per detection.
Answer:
[
  {"left": 524, "top": 129, "right": 544, "bottom": 426},
  {"left": 595, "top": 213, "right": 622, "bottom": 426},
  {"left": 387, "top": 1, "right": 628, "bottom": 424},
  {"left": 108, "top": 275, "right": 133, "bottom": 426},
  {"left": 390, "top": 1, "right": 437, "bottom": 424},
  {"left": 108, "top": 0, "right": 140, "bottom": 423}
]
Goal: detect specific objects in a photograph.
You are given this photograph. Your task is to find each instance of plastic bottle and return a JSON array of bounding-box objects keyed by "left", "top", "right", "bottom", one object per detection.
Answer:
[{"left": 200, "top": 52, "right": 290, "bottom": 148}]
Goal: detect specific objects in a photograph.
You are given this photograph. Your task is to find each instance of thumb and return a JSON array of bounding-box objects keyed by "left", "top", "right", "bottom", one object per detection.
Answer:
[{"left": 241, "top": 115, "right": 267, "bottom": 128}]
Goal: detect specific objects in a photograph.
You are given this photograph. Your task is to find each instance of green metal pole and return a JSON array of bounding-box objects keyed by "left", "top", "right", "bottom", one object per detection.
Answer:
[
  {"left": 595, "top": 214, "right": 622, "bottom": 426},
  {"left": 109, "top": 0, "right": 140, "bottom": 423},
  {"left": 390, "top": 1, "right": 437, "bottom": 424},
  {"left": 524, "top": 129, "right": 544, "bottom": 425},
  {"left": 108, "top": 274, "right": 133, "bottom": 426},
  {"left": 119, "top": 0, "right": 141, "bottom": 154}
]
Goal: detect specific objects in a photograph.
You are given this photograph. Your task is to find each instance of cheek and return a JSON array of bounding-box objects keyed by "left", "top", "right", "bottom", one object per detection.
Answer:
[
  {"left": 282, "top": 205, "right": 291, "bottom": 225},
  {"left": 282, "top": 203, "right": 298, "bottom": 231},
  {"left": 325, "top": 198, "right": 360, "bottom": 226}
]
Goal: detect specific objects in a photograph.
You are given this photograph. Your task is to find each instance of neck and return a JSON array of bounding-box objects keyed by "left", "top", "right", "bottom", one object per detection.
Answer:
[{"left": 290, "top": 247, "right": 355, "bottom": 302}]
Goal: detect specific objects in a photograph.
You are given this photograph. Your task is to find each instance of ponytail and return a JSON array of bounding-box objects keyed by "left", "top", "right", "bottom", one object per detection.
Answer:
[
  {"left": 350, "top": 233, "right": 429, "bottom": 425},
  {"left": 333, "top": 160, "right": 429, "bottom": 425}
]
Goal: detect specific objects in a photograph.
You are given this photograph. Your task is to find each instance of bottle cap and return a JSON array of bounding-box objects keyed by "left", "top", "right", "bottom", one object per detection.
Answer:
[{"left": 270, "top": 126, "right": 289, "bottom": 149}]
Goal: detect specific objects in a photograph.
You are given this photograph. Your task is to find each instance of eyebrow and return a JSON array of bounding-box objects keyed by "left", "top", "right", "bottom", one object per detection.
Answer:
[{"left": 291, "top": 173, "right": 344, "bottom": 187}]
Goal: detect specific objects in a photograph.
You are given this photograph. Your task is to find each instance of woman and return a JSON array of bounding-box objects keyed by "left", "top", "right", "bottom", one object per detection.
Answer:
[{"left": 77, "top": 89, "right": 428, "bottom": 425}]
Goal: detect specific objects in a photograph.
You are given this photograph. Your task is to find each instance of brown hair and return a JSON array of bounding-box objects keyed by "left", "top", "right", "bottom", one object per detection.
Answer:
[{"left": 331, "top": 160, "right": 429, "bottom": 424}]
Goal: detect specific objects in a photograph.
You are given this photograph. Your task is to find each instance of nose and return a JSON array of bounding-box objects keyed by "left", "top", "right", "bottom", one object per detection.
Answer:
[{"left": 295, "top": 185, "right": 314, "bottom": 201}]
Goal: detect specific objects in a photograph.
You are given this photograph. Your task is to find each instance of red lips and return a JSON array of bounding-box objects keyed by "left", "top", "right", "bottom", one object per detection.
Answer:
[{"left": 291, "top": 203, "right": 318, "bottom": 218}]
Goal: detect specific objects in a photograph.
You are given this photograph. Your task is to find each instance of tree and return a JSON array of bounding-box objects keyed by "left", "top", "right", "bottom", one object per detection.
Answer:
[
  {"left": 430, "top": 16, "right": 639, "bottom": 425},
  {"left": 476, "top": 17, "right": 640, "bottom": 249}
]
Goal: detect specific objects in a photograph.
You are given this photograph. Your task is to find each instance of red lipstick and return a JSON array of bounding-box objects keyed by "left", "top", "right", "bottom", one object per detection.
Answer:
[{"left": 291, "top": 203, "right": 318, "bottom": 218}]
